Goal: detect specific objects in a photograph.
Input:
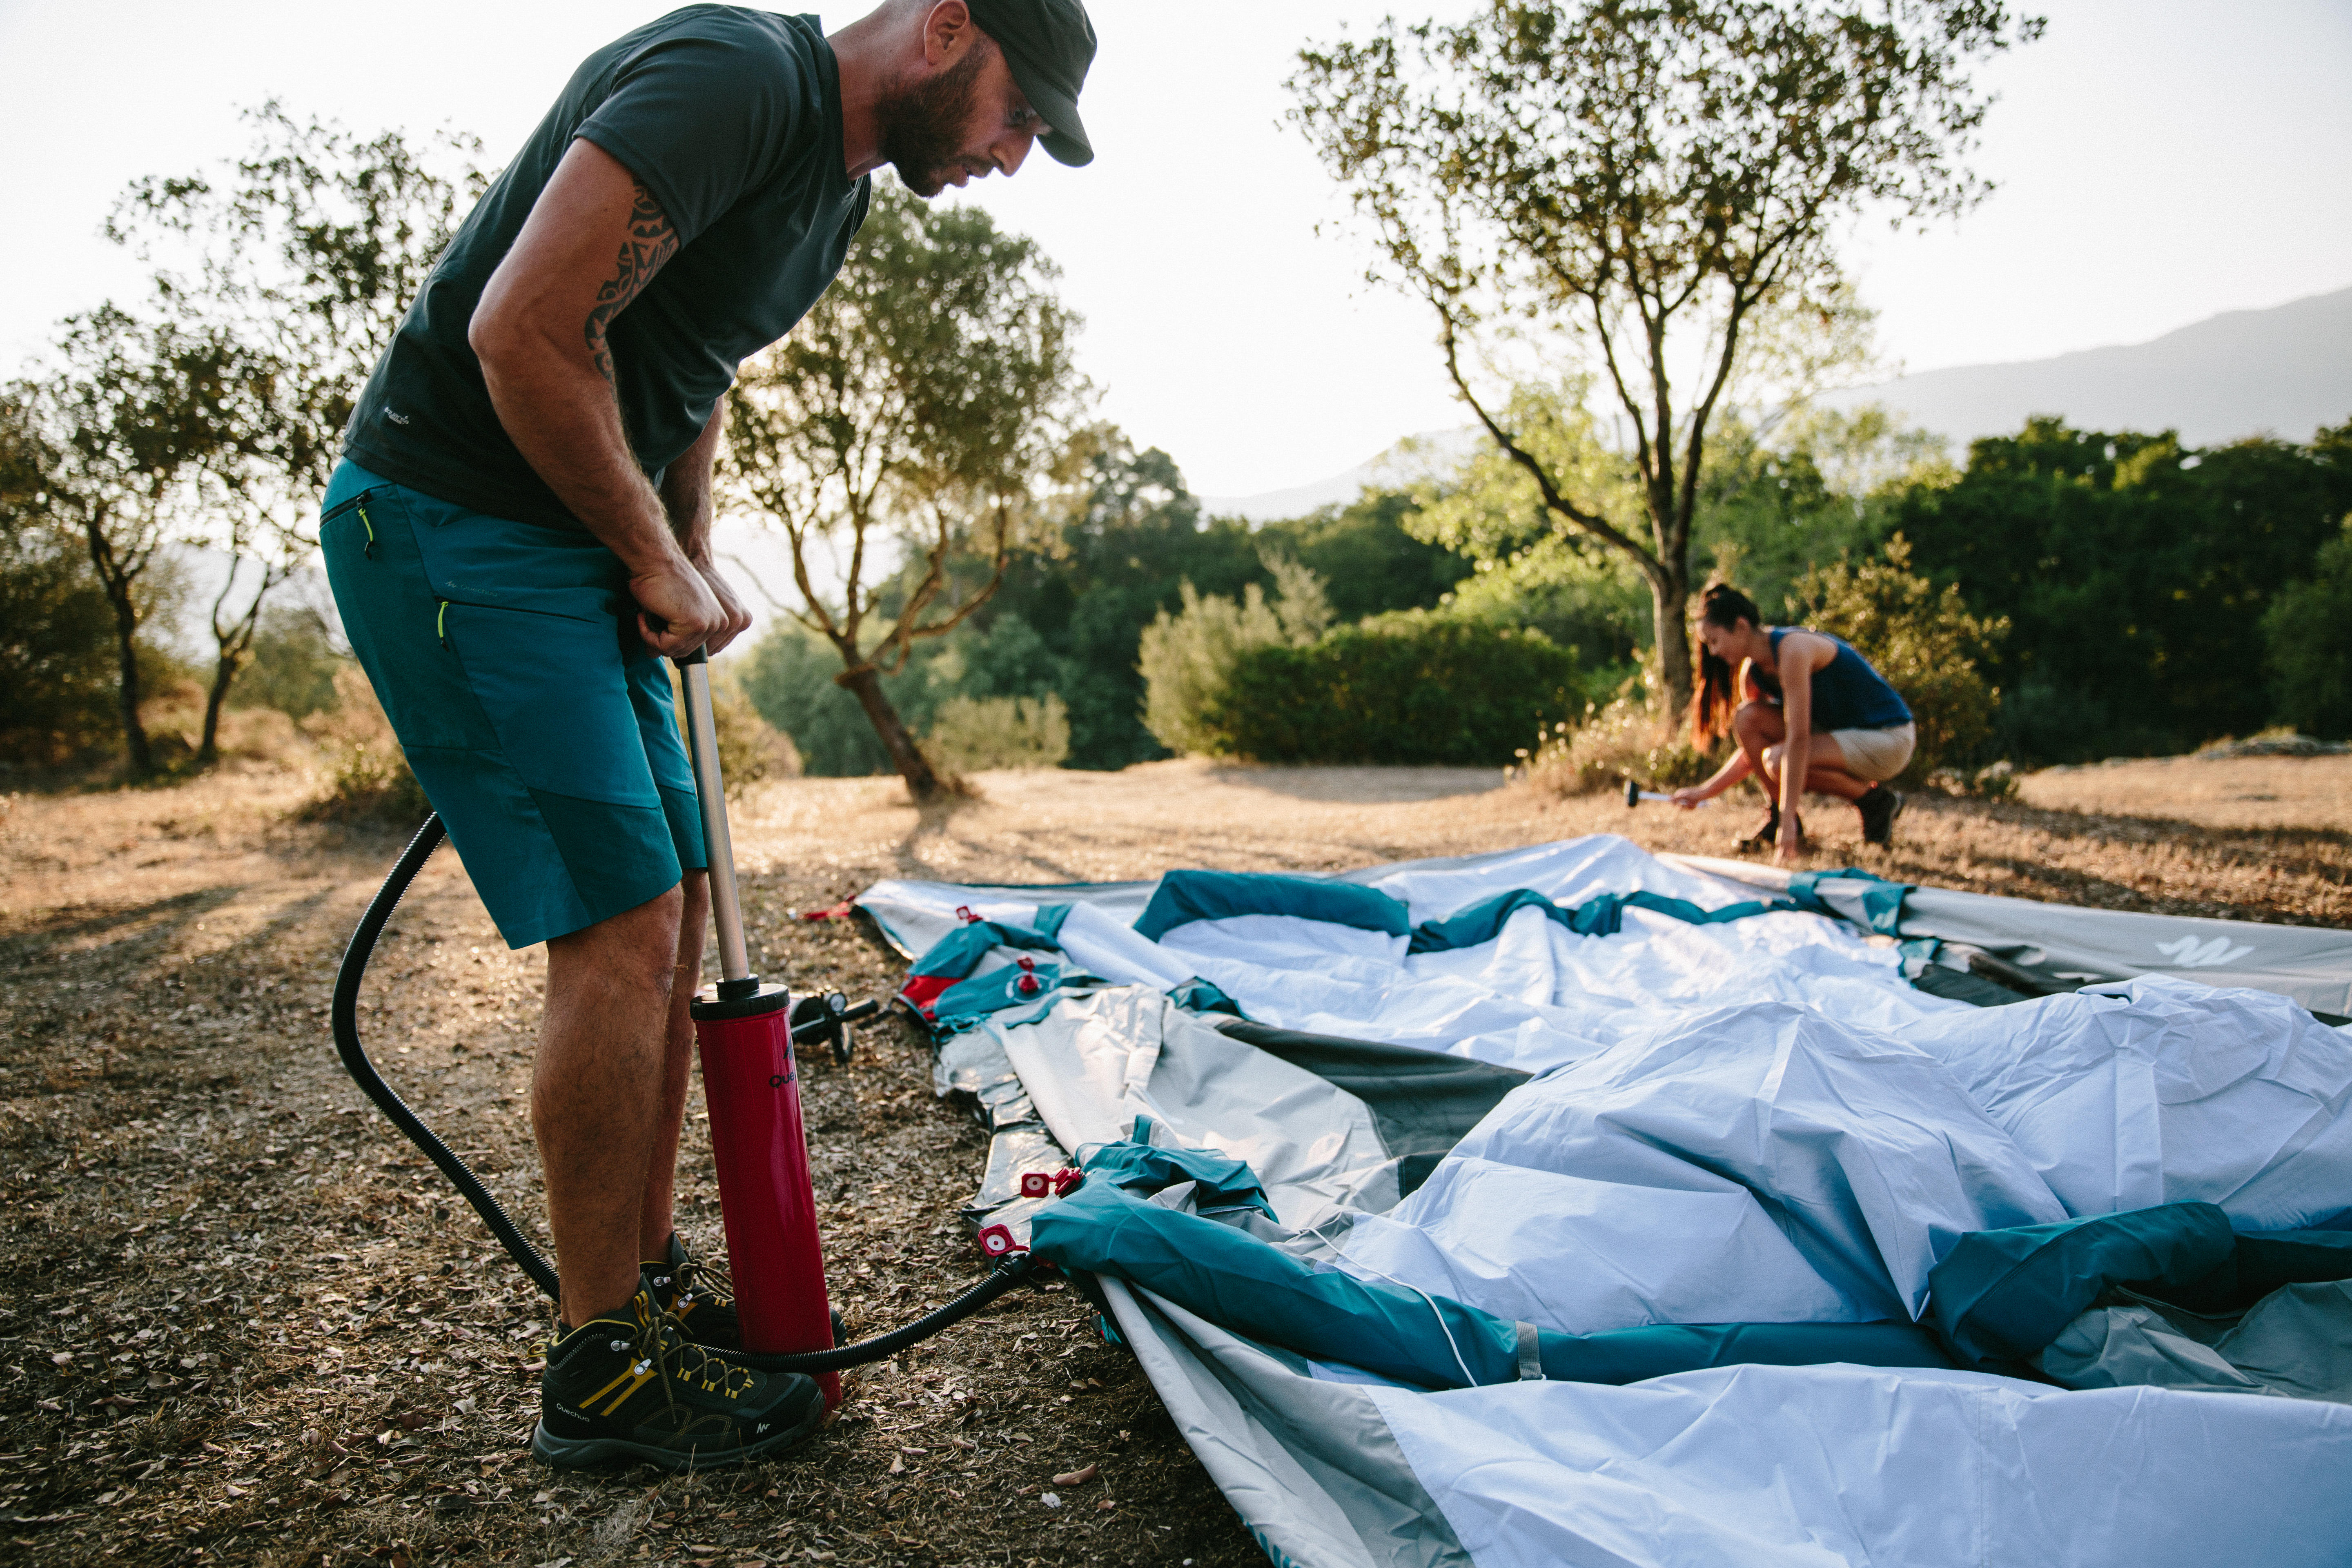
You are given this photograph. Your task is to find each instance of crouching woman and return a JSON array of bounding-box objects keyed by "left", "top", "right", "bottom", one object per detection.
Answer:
[{"left": 1668, "top": 584, "right": 1913, "bottom": 863}]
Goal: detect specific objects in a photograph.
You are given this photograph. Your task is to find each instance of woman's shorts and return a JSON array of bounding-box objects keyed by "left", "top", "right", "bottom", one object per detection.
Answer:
[
  {"left": 320, "top": 460, "right": 705, "bottom": 950},
  {"left": 1829, "top": 722, "right": 1917, "bottom": 784}
]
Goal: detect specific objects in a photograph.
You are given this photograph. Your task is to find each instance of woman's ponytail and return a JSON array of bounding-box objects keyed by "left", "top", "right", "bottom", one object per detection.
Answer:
[{"left": 1688, "top": 584, "right": 1764, "bottom": 746}]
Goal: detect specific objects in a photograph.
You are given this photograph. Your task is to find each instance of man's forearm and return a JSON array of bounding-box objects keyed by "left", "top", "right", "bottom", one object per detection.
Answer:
[
  {"left": 660, "top": 403, "right": 725, "bottom": 565},
  {"left": 481, "top": 349, "right": 685, "bottom": 575}
]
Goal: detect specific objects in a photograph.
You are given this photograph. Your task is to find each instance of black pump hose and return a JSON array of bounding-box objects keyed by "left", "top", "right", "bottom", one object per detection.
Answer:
[
  {"left": 333, "top": 812, "right": 563, "bottom": 1300},
  {"left": 332, "top": 813, "right": 1056, "bottom": 1368}
]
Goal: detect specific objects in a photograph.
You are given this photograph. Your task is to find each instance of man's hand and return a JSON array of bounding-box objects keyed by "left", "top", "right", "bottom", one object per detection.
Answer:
[
  {"left": 629, "top": 564, "right": 725, "bottom": 658},
  {"left": 696, "top": 561, "right": 753, "bottom": 657}
]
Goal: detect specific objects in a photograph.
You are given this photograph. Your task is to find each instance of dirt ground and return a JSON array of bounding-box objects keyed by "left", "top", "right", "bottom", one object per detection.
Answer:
[{"left": 2, "top": 754, "right": 2347, "bottom": 1568}]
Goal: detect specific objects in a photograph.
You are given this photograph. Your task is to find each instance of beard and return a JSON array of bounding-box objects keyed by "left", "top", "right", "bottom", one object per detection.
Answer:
[{"left": 876, "top": 40, "right": 992, "bottom": 198}]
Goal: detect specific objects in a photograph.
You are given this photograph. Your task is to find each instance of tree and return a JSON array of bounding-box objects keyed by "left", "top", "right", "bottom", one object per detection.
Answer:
[
  {"left": 722, "top": 184, "right": 1083, "bottom": 802},
  {"left": 105, "top": 102, "right": 485, "bottom": 763},
  {"left": 2263, "top": 518, "right": 2352, "bottom": 740},
  {"left": 31, "top": 308, "right": 258, "bottom": 777},
  {"left": 1290, "top": 0, "right": 2037, "bottom": 717},
  {"left": 0, "top": 390, "right": 118, "bottom": 763},
  {"left": 1894, "top": 417, "right": 2352, "bottom": 759}
]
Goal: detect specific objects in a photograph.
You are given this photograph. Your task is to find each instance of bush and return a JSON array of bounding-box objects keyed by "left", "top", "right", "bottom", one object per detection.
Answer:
[
  {"left": 300, "top": 666, "right": 430, "bottom": 825},
  {"left": 1785, "top": 534, "right": 2008, "bottom": 784},
  {"left": 2264, "top": 519, "right": 2352, "bottom": 739},
  {"left": 1516, "top": 692, "right": 1720, "bottom": 796},
  {"left": 1202, "top": 615, "right": 1587, "bottom": 766},
  {"left": 668, "top": 666, "right": 798, "bottom": 800},
  {"left": 1138, "top": 559, "right": 1330, "bottom": 756},
  {"left": 926, "top": 694, "right": 1069, "bottom": 773}
]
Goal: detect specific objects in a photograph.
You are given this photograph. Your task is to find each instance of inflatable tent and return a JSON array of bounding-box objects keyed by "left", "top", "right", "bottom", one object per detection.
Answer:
[{"left": 859, "top": 837, "right": 2352, "bottom": 1567}]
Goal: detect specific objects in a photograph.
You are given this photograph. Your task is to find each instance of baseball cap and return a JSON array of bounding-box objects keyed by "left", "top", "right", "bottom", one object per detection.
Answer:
[{"left": 967, "top": 0, "right": 1097, "bottom": 167}]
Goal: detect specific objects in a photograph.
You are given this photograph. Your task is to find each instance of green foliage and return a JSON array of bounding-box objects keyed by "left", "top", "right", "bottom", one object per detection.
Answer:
[
  {"left": 1138, "top": 560, "right": 1331, "bottom": 756},
  {"left": 740, "top": 622, "right": 929, "bottom": 778},
  {"left": 1202, "top": 616, "right": 1588, "bottom": 767},
  {"left": 2263, "top": 519, "right": 2352, "bottom": 739},
  {"left": 0, "top": 398, "right": 117, "bottom": 764},
  {"left": 230, "top": 604, "right": 342, "bottom": 721},
  {"left": 927, "top": 695, "right": 1070, "bottom": 773},
  {"left": 1894, "top": 416, "right": 2352, "bottom": 760},
  {"left": 1785, "top": 535, "right": 2007, "bottom": 785},
  {"left": 1257, "top": 490, "right": 1474, "bottom": 622}
]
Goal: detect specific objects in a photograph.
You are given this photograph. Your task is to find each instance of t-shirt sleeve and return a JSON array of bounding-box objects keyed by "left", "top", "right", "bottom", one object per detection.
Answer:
[{"left": 575, "top": 20, "right": 805, "bottom": 248}]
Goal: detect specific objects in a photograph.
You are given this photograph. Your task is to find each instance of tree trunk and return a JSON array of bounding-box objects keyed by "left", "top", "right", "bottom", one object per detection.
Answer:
[
  {"left": 87, "top": 525, "right": 153, "bottom": 779},
  {"left": 198, "top": 650, "right": 239, "bottom": 766},
  {"left": 1649, "top": 572, "right": 1695, "bottom": 728},
  {"left": 838, "top": 665, "right": 943, "bottom": 802}
]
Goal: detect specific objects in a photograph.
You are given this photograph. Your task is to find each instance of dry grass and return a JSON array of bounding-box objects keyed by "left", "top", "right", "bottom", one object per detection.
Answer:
[{"left": 0, "top": 753, "right": 2345, "bottom": 1568}]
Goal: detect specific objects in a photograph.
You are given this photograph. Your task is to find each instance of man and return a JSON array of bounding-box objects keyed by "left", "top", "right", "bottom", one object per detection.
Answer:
[{"left": 318, "top": 0, "right": 1095, "bottom": 1472}]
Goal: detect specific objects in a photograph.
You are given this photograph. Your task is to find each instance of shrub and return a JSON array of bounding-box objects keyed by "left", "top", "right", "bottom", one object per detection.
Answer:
[
  {"left": 2263, "top": 519, "right": 2352, "bottom": 739},
  {"left": 926, "top": 694, "right": 1069, "bottom": 773},
  {"left": 669, "top": 666, "right": 798, "bottom": 800},
  {"left": 300, "top": 666, "right": 430, "bottom": 825},
  {"left": 1138, "top": 559, "right": 1330, "bottom": 755},
  {"left": 1204, "top": 615, "right": 1587, "bottom": 766},
  {"left": 1516, "top": 692, "right": 1720, "bottom": 797},
  {"left": 1785, "top": 534, "right": 2008, "bottom": 784}
]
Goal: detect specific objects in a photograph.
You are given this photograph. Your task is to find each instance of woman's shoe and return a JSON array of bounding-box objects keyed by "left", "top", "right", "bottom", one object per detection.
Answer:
[{"left": 1735, "top": 807, "right": 1779, "bottom": 854}]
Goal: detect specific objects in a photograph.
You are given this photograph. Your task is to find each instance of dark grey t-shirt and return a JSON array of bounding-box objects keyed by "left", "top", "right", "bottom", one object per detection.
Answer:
[{"left": 344, "top": 5, "right": 870, "bottom": 528}]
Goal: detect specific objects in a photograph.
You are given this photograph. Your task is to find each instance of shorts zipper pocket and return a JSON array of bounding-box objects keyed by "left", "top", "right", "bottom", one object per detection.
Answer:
[{"left": 322, "top": 489, "right": 381, "bottom": 558}]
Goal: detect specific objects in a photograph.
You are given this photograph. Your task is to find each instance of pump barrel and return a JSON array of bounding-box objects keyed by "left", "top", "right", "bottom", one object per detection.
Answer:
[
  {"left": 693, "top": 989, "right": 840, "bottom": 1409},
  {"left": 675, "top": 644, "right": 839, "bottom": 1410}
]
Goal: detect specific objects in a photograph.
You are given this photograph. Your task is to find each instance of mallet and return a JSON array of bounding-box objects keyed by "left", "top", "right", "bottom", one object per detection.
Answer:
[{"left": 1624, "top": 780, "right": 1712, "bottom": 808}]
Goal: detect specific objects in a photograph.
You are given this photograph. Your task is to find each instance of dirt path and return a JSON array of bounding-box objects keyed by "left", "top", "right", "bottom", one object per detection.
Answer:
[{"left": 2, "top": 757, "right": 2345, "bottom": 1568}]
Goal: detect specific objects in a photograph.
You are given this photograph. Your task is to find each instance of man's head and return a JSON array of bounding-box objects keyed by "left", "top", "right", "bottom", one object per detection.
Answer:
[{"left": 874, "top": 0, "right": 1095, "bottom": 197}]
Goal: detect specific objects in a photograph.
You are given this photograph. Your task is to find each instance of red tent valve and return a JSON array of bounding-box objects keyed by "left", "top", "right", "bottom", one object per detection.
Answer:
[
  {"left": 1050, "top": 1168, "right": 1084, "bottom": 1196},
  {"left": 1016, "top": 956, "right": 1041, "bottom": 996},
  {"left": 977, "top": 1223, "right": 1027, "bottom": 1260}
]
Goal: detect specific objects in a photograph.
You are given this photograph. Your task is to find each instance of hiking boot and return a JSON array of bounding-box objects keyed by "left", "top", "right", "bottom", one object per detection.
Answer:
[
  {"left": 532, "top": 1286, "right": 823, "bottom": 1472},
  {"left": 646, "top": 1234, "right": 740, "bottom": 1352},
  {"left": 1736, "top": 807, "right": 1779, "bottom": 854},
  {"left": 1857, "top": 784, "right": 1904, "bottom": 846}
]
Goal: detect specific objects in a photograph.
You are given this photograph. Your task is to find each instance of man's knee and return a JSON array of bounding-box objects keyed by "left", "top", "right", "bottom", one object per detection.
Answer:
[{"left": 552, "top": 883, "right": 686, "bottom": 996}]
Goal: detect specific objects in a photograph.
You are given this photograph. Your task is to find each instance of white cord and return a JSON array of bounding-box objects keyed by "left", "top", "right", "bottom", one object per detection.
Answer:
[{"left": 1307, "top": 1214, "right": 1478, "bottom": 1390}]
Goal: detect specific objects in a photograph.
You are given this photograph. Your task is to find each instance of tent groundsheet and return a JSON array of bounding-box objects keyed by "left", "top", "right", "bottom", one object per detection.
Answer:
[{"left": 857, "top": 835, "right": 2352, "bottom": 1567}]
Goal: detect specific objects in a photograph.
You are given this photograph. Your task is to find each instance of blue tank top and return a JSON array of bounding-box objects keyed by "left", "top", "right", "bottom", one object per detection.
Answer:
[{"left": 1768, "top": 628, "right": 1913, "bottom": 731}]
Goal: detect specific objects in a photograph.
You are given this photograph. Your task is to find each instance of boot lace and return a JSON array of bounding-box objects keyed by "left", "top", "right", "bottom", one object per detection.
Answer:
[{"left": 611, "top": 1294, "right": 757, "bottom": 1414}]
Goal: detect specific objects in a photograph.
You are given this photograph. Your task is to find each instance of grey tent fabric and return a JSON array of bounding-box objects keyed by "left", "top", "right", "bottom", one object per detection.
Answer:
[
  {"left": 1666, "top": 853, "right": 2352, "bottom": 1013},
  {"left": 2042, "top": 1283, "right": 2352, "bottom": 1402}
]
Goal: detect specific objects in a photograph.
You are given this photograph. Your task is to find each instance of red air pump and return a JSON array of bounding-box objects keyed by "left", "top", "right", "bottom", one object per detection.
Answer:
[{"left": 674, "top": 648, "right": 840, "bottom": 1410}]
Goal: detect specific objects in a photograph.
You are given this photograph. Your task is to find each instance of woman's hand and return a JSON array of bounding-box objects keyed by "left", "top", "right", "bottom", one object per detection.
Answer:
[
  {"left": 1668, "top": 786, "right": 1706, "bottom": 810},
  {"left": 1771, "top": 821, "right": 1810, "bottom": 869}
]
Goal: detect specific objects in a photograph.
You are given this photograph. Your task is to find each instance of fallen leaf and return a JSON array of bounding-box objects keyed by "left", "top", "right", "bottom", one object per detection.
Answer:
[
  {"left": 1040, "top": 1491, "right": 1061, "bottom": 1509},
  {"left": 888, "top": 1454, "right": 904, "bottom": 1475},
  {"left": 1052, "top": 1463, "right": 1098, "bottom": 1487}
]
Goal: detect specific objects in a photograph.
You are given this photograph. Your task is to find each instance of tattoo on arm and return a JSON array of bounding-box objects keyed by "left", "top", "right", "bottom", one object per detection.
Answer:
[{"left": 585, "top": 183, "right": 679, "bottom": 386}]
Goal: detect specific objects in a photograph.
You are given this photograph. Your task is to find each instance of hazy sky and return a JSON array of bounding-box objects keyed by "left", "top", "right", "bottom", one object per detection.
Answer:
[{"left": 4, "top": 0, "right": 2347, "bottom": 499}]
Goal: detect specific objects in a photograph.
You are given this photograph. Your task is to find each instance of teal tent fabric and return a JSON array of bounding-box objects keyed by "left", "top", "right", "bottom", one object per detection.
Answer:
[
  {"left": 1404, "top": 870, "right": 1915, "bottom": 953},
  {"left": 1926, "top": 1202, "right": 2239, "bottom": 1365},
  {"left": 1134, "top": 870, "right": 1412, "bottom": 942},
  {"left": 927, "top": 960, "right": 1067, "bottom": 1032},
  {"left": 1168, "top": 976, "right": 1246, "bottom": 1018},
  {"left": 1031, "top": 1141, "right": 1955, "bottom": 1390},
  {"left": 1787, "top": 867, "right": 1913, "bottom": 935},
  {"left": 1082, "top": 1135, "right": 1276, "bottom": 1220},
  {"left": 2143, "top": 1231, "right": 2352, "bottom": 1315}
]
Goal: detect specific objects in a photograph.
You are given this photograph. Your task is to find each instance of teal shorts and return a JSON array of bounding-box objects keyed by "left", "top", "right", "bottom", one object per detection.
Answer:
[{"left": 321, "top": 460, "right": 705, "bottom": 949}]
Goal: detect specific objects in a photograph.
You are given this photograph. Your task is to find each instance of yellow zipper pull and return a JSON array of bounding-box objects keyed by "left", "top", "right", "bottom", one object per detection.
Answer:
[
  {"left": 356, "top": 501, "right": 378, "bottom": 558},
  {"left": 437, "top": 599, "right": 450, "bottom": 649}
]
